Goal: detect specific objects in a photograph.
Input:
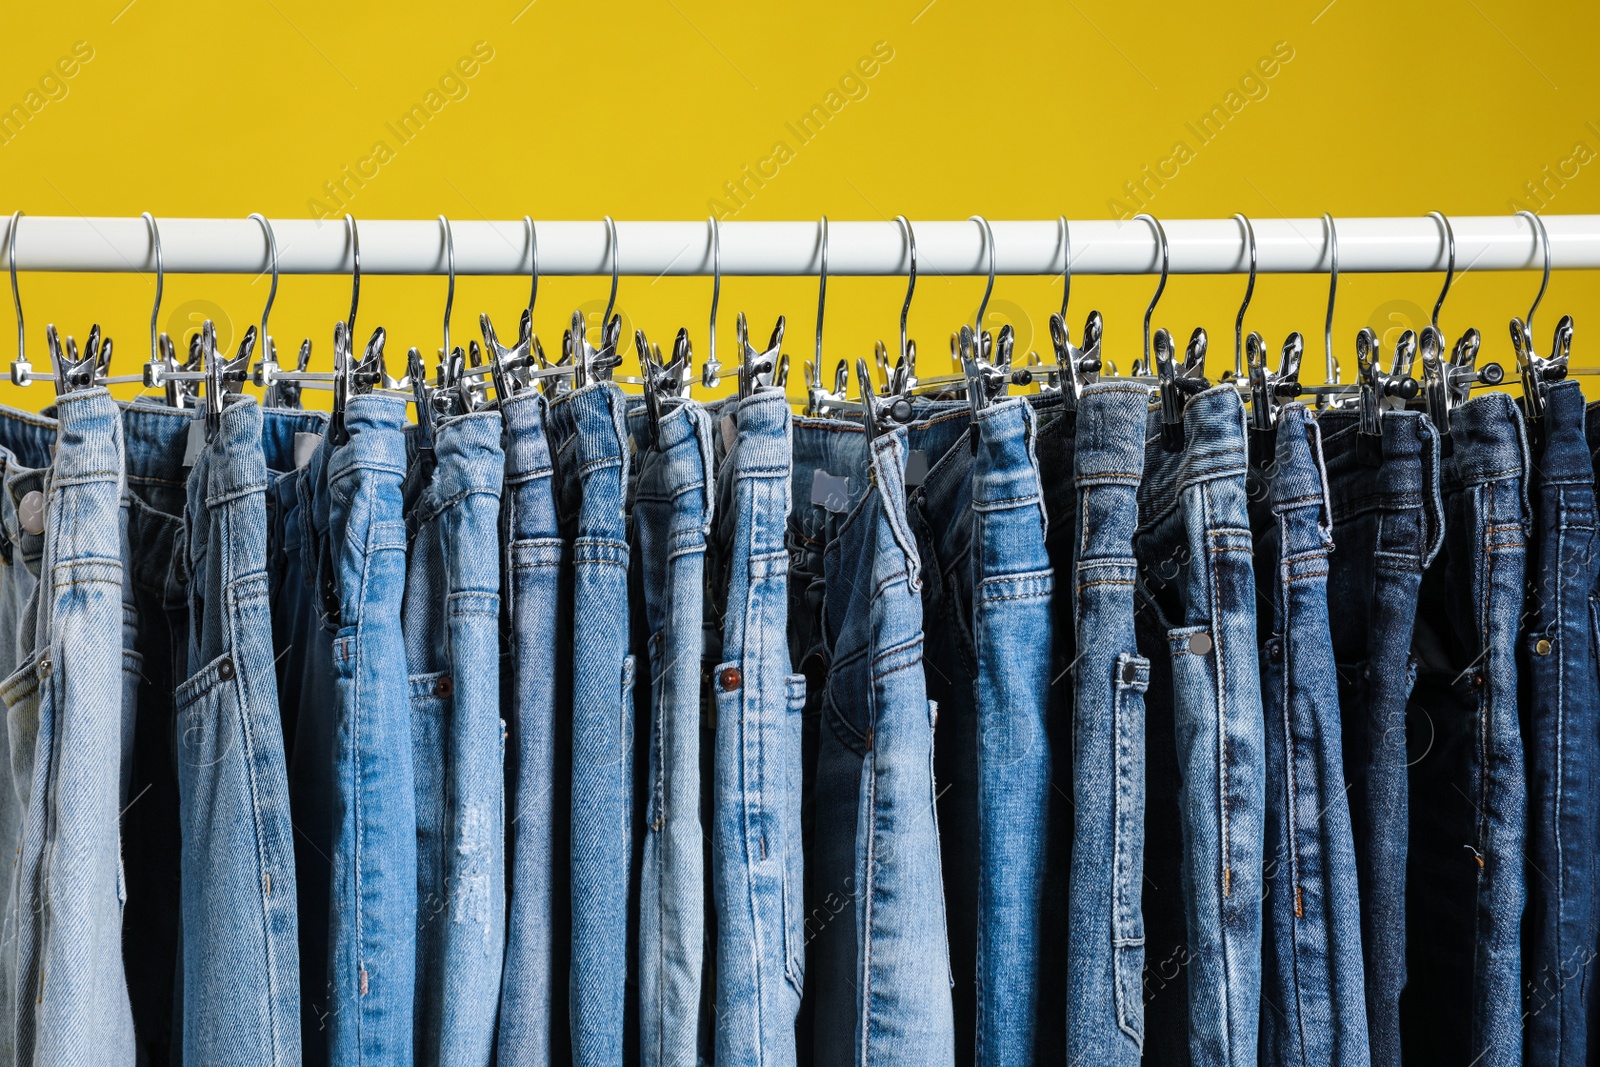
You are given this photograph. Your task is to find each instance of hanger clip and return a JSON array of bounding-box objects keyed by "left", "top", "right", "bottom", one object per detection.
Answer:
[{"left": 736, "top": 313, "right": 785, "bottom": 400}]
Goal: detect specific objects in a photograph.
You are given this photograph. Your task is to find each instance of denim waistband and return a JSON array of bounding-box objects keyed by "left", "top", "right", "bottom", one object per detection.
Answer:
[
  {"left": 260, "top": 407, "right": 330, "bottom": 477},
  {"left": 724, "top": 388, "right": 792, "bottom": 480},
  {"left": 187, "top": 399, "right": 270, "bottom": 509},
  {"left": 1317, "top": 407, "right": 1443, "bottom": 567},
  {"left": 1073, "top": 383, "right": 1151, "bottom": 487},
  {"left": 1136, "top": 385, "right": 1249, "bottom": 531},
  {"left": 49, "top": 389, "right": 126, "bottom": 569},
  {"left": 916, "top": 396, "right": 1046, "bottom": 574},
  {"left": 791, "top": 405, "right": 971, "bottom": 537},
  {"left": 1444, "top": 392, "right": 1531, "bottom": 495},
  {"left": 626, "top": 397, "right": 715, "bottom": 533},
  {"left": 1535, "top": 380, "right": 1591, "bottom": 487},
  {"left": 405, "top": 410, "right": 505, "bottom": 533},
  {"left": 547, "top": 382, "right": 630, "bottom": 482},
  {"left": 327, "top": 395, "right": 411, "bottom": 486},
  {"left": 501, "top": 391, "right": 555, "bottom": 487},
  {"left": 1262, "top": 405, "right": 1333, "bottom": 534},
  {"left": 0, "top": 403, "right": 57, "bottom": 567}
]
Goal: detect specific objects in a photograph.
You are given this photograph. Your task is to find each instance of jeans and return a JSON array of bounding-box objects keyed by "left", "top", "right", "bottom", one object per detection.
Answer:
[
  {"left": 498, "top": 391, "right": 571, "bottom": 1067},
  {"left": 0, "top": 389, "right": 136, "bottom": 1066},
  {"left": 1050, "top": 383, "right": 1152, "bottom": 1066},
  {"left": 705, "top": 389, "right": 805, "bottom": 1067},
  {"left": 1318, "top": 406, "right": 1441, "bottom": 1067},
  {"left": 1246, "top": 405, "right": 1368, "bottom": 1066},
  {"left": 176, "top": 397, "right": 299, "bottom": 1065},
  {"left": 1133, "top": 385, "right": 1265, "bottom": 1067},
  {"left": 404, "top": 411, "right": 507, "bottom": 1067},
  {"left": 908, "top": 398, "right": 1053, "bottom": 1067},
  {"left": 1521, "top": 381, "right": 1600, "bottom": 1065},
  {"left": 547, "top": 383, "right": 636, "bottom": 1067},
  {"left": 1403, "top": 392, "right": 1529, "bottom": 1067},
  {"left": 792, "top": 417, "right": 955, "bottom": 1067},
  {"left": 324, "top": 395, "right": 418, "bottom": 1066},
  {"left": 625, "top": 398, "right": 712, "bottom": 1067}
]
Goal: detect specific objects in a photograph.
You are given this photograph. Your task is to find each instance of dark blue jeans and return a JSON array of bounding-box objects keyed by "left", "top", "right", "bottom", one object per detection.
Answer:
[
  {"left": 1521, "top": 381, "right": 1600, "bottom": 1066},
  {"left": 1247, "top": 405, "right": 1368, "bottom": 1066},
  {"left": 1403, "top": 392, "right": 1529, "bottom": 1067},
  {"left": 1318, "top": 406, "right": 1441, "bottom": 1067}
]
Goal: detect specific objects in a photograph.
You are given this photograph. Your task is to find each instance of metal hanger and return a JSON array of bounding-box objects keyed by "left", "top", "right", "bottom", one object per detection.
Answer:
[
  {"left": 565, "top": 216, "right": 623, "bottom": 389},
  {"left": 1046, "top": 215, "right": 1103, "bottom": 406},
  {"left": 1237, "top": 213, "right": 1305, "bottom": 464},
  {"left": 475, "top": 215, "right": 543, "bottom": 404},
  {"left": 1511, "top": 209, "right": 1572, "bottom": 444},
  {"left": 329, "top": 214, "right": 391, "bottom": 444},
  {"left": 700, "top": 215, "right": 723, "bottom": 389},
  {"left": 802, "top": 219, "right": 863, "bottom": 419},
  {"left": 1129, "top": 213, "right": 1206, "bottom": 451},
  {"left": 954, "top": 215, "right": 1014, "bottom": 422},
  {"left": 248, "top": 214, "right": 309, "bottom": 409},
  {"left": 1417, "top": 211, "right": 1505, "bottom": 452},
  {"left": 8, "top": 211, "right": 134, "bottom": 395}
]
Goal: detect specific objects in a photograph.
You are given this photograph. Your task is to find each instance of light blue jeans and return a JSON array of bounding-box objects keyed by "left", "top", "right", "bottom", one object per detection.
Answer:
[
  {"left": 176, "top": 397, "right": 299, "bottom": 1065},
  {"left": 404, "top": 410, "right": 508, "bottom": 1067},
  {"left": 627, "top": 398, "right": 713, "bottom": 1067},
  {"left": 547, "top": 383, "right": 636, "bottom": 1067}
]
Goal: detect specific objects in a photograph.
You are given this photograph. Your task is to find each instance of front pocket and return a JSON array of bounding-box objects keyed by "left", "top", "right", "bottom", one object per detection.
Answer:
[{"left": 1112, "top": 652, "right": 1150, "bottom": 1045}]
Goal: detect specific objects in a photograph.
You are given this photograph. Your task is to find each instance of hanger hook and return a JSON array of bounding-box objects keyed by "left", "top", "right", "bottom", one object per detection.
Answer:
[
  {"left": 1515, "top": 209, "right": 1551, "bottom": 337},
  {"left": 1233, "top": 213, "right": 1257, "bottom": 379},
  {"left": 1427, "top": 210, "right": 1456, "bottom": 331},
  {"left": 601, "top": 215, "right": 618, "bottom": 336},
  {"left": 345, "top": 214, "right": 360, "bottom": 338},
  {"left": 1135, "top": 213, "right": 1168, "bottom": 370},
  {"left": 896, "top": 214, "right": 917, "bottom": 363},
  {"left": 439, "top": 214, "right": 455, "bottom": 358},
  {"left": 969, "top": 215, "right": 995, "bottom": 337},
  {"left": 142, "top": 212, "right": 164, "bottom": 364},
  {"left": 1057, "top": 215, "right": 1072, "bottom": 323},
  {"left": 814, "top": 216, "right": 828, "bottom": 368},
  {"left": 1323, "top": 213, "right": 1339, "bottom": 384},
  {"left": 249, "top": 213, "right": 278, "bottom": 353},
  {"left": 524, "top": 215, "right": 539, "bottom": 330},
  {"left": 7, "top": 212, "right": 22, "bottom": 365},
  {"left": 708, "top": 215, "right": 720, "bottom": 369}
]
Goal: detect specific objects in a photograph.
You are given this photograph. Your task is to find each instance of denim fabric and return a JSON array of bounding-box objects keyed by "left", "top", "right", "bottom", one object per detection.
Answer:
[
  {"left": 624, "top": 398, "right": 712, "bottom": 1067},
  {"left": 1521, "top": 381, "right": 1600, "bottom": 1065},
  {"left": 704, "top": 389, "right": 805, "bottom": 1067},
  {"left": 498, "top": 390, "right": 571, "bottom": 1067},
  {"left": 1403, "top": 392, "right": 1529, "bottom": 1067},
  {"left": 1245, "top": 405, "right": 1369, "bottom": 1066},
  {"left": 791, "top": 416, "right": 956, "bottom": 1067},
  {"left": 1133, "top": 385, "right": 1265, "bottom": 1067},
  {"left": 908, "top": 398, "right": 1054, "bottom": 1067},
  {"left": 1318, "top": 406, "right": 1441, "bottom": 1067},
  {"left": 1050, "top": 384, "right": 1151, "bottom": 1066},
  {"left": 324, "top": 395, "right": 418, "bottom": 1066},
  {"left": 546, "top": 383, "right": 636, "bottom": 1067},
  {"left": 174, "top": 397, "right": 300, "bottom": 1066},
  {"left": 404, "top": 410, "right": 507, "bottom": 1067},
  {"left": 0, "top": 389, "right": 136, "bottom": 1066}
]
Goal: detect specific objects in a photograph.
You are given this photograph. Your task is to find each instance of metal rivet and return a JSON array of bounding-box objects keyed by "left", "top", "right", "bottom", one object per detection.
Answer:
[
  {"left": 718, "top": 667, "right": 742, "bottom": 692},
  {"left": 1187, "top": 632, "right": 1213, "bottom": 656},
  {"left": 36, "top": 656, "right": 51, "bottom": 679},
  {"left": 217, "top": 657, "right": 235, "bottom": 680},
  {"left": 1535, "top": 638, "right": 1553, "bottom": 656},
  {"left": 17, "top": 491, "right": 44, "bottom": 536},
  {"left": 1121, "top": 661, "right": 1139, "bottom": 685},
  {"left": 435, "top": 676, "right": 454, "bottom": 698},
  {"left": 1267, "top": 638, "right": 1284, "bottom": 663}
]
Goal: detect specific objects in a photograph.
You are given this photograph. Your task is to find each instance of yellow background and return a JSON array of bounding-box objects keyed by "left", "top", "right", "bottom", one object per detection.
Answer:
[{"left": 1, "top": 0, "right": 1598, "bottom": 409}]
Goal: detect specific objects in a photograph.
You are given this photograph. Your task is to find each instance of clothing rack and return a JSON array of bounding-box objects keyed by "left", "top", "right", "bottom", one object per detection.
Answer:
[{"left": 4, "top": 214, "right": 1600, "bottom": 276}]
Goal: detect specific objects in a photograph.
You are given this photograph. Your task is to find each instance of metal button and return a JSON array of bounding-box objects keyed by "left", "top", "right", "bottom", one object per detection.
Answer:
[
  {"left": 1187, "top": 632, "right": 1213, "bottom": 656},
  {"left": 17, "top": 491, "right": 44, "bottom": 536},
  {"left": 217, "top": 657, "right": 235, "bottom": 680},
  {"left": 1120, "top": 660, "right": 1139, "bottom": 685},
  {"left": 435, "top": 676, "right": 454, "bottom": 698},
  {"left": 1534, "top": 638, "right": 1553, "bottom": 656},
  {"left": 718, "top": 667, "right": 742, "bottom": 692}
]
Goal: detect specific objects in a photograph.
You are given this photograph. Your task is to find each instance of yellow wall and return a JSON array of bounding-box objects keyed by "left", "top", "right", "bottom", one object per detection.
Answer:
[{"left": 1, "top": 0, "right": 1597, "bottom": 409}]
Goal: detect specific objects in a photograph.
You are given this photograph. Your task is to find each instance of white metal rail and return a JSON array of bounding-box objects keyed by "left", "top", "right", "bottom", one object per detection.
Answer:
[{"left": 1, "top": 214, "right": 1598, "bottom": 277}]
